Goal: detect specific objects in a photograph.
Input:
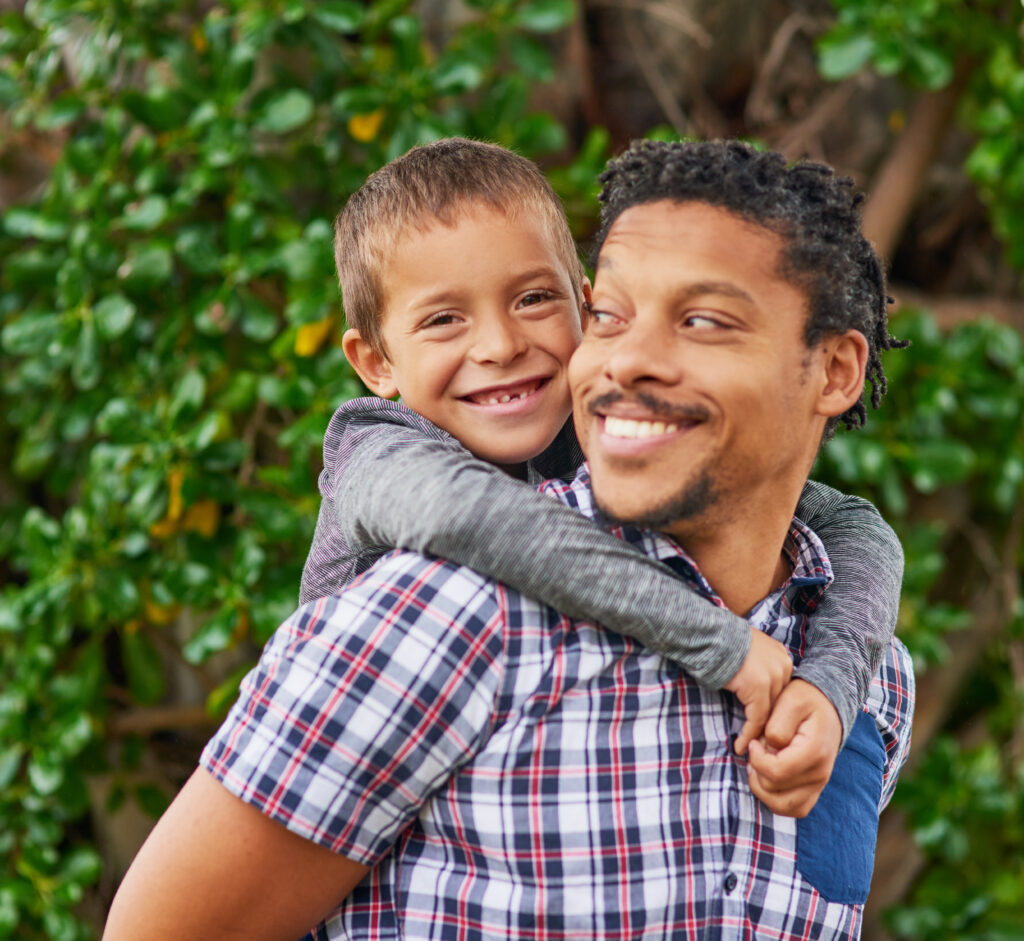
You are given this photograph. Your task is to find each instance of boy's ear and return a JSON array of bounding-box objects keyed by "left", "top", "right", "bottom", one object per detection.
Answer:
[
  {"left": 815, "top": 329, "right": 869, "bottom": 418},
  {"left": 342, "top": 328, "right": 399, "bottom": 399}
]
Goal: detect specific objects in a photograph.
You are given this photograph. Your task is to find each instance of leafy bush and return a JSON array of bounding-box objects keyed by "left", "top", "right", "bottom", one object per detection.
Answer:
[
  {"left": 817, "top": 2, "right": 1024, "bottom": 932},
  {"left": 0, "top": 0, "right": 585, "bottom": 935}
]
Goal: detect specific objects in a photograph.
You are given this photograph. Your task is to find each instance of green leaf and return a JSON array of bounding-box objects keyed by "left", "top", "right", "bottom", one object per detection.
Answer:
[
  {"left": 205, "top": 663, "right": 252, "bottom": 717},
  {"left": 27, "top": 753, "right": 64, "bottom": 796},
  {"left": 0, "top": 746, "right": 24, "bottom": 790},
  {"left": 513, "top": 0, "right": 575, "bottom": 33},
  {"left": 93, "top": 294, "right": 137, "bottom": 339},
  {"left": 907, "top": 41, "right": 954, "bottom": 89},
  {"left": 3, "top": 207, "right": 68, "bottom": 241},
  {"left": 170, "top": 368, "right": 206, "bottom": 422},
  {"left": 59, "top": 847, "right": 102, "bottom": 886},
  {"left": 332, "top": 85, "right": 387, "bottom": 115},
  {"left": 258, "top": 89, "right": 315, "bottom": 133},
  {"left": 71, "top": 319, "right": 100, "bottom": 391},
  {"left": 817, "top": 31, "right": 876, "bottom": 81},
  {"left": 311, "top": 1, "right": 364, "bottom": 32},
  {"left": 506, "top": 34, "right": 555, "bottom": 81},
  {"left": 120, "top": 195, "right": 169, "bottom": 231},
  {"left": 1, "top": 310, "right": 61, "bottom": 355},
  {"left": 118, "top": 243, "right": 174, "bottom": 287},
  {"left": 134, "top": 783, "right": 170, "bottom": 818},
  {"left": 183, "top": 606, "right": 239, "bottom": 663},
  {"left": 433, "top": 58, "right": 484, "bottom": 95},
  {"left": 122, "top": 630, "right": 166, "bottom": 705}
]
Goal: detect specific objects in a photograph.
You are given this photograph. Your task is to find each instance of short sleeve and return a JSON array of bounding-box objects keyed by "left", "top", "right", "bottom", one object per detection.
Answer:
[
  {"left": 865, "top": 635, "right": 916, "bottom": 811},
  {"left": 201, "top": 552, "right": 506, "bottom": 865}
]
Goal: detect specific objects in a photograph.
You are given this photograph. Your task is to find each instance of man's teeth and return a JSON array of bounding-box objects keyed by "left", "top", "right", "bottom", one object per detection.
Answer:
[{"left": 604, "top": 416, "right": 680, "bottom": 439}]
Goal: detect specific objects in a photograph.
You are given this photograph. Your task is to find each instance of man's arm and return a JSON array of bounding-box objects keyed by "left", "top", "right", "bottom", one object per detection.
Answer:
[
  {"left": 793, "top": 479, "right": 904, "bottom": 742},
  {"left": 103, "top": 769, "right": 369, "bottom": 941}
]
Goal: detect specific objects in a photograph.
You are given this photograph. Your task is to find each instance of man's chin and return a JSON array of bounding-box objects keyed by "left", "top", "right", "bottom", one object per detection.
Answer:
[{"left": 592, "top": 471, "right": 718, "bottom": 532}]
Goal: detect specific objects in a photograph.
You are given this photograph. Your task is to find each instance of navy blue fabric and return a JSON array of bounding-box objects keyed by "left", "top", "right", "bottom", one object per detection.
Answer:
[{"left": 796, "top": 710, "right": 884, "bottom": 903}]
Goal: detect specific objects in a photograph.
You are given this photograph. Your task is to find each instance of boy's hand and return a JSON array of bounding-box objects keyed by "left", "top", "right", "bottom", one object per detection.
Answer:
[
  {"left": 746, "top": 679, "right": 843, "bottom": 818},
  {"left": 724, "top": 628, "right": 793, "bottom": 756}
]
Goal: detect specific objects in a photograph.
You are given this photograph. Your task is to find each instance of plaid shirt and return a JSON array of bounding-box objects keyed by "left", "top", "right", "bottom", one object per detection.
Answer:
[{"left": 202, "top": 467, "right": 914, "bottom": 940}]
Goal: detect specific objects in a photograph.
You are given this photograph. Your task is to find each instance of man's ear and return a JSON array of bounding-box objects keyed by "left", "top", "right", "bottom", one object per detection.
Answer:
[
  {"left": 341, "top": 328, "right": 399, "bottom": 399},
  {"left": 580, "top": 279, "right": 593, "bottom": 329},
  {"left": 815, "top": 329, "right": 869, "bottom": 418}
]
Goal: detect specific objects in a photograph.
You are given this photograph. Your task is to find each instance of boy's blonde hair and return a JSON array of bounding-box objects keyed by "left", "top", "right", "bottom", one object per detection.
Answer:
[{"left": 334, "top": 138, "right": 585, "bottom": 355}]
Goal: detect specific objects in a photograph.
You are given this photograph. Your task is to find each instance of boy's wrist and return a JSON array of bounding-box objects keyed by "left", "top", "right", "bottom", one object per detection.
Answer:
[{"left": 791, "top": 663, "right": 858, "bottom": 746}]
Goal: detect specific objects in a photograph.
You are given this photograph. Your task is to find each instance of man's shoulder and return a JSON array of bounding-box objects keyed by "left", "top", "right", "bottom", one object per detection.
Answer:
[{"left": 321, "top": 548, "right": 506, "bottom": 638}]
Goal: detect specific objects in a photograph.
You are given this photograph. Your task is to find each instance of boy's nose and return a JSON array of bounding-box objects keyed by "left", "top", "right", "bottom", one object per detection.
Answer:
[{"left": 470, "top": 314, "right": 529, "bottom": 365}]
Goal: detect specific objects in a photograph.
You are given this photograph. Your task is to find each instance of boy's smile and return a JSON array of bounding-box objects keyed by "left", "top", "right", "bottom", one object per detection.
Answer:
[{"left": 346, "top": 203, "right": 584, "bottom": 471}]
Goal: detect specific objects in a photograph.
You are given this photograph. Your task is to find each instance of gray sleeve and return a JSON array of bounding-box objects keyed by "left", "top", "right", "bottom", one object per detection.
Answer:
[
  {"left": 321, "top": 400, "right": 751, "bottom": 689},
  {"left": 793, "top": 479, "right": 904, "bottom": 743}
]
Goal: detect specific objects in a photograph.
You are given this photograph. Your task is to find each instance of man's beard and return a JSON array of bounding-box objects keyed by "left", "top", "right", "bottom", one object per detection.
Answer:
[{"left": 594, "top": 468, "right": 719, "bottom": 531}]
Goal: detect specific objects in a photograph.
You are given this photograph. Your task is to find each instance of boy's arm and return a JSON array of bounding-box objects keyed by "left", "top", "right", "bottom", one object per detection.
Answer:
[
  {"left": 323, "top": 399, "right": 766, "bottom": 693},
  {"left": 103, "top": 769, "right": 368, "bottom": 941},
  {"left": 793, "top": 479, "right": 904, "bottom": 742}
]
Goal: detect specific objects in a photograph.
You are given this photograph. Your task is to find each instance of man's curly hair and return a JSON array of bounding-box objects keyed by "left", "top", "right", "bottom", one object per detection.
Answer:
[{"left": 592, "top": 139, "right": 907, "bottom": 433}]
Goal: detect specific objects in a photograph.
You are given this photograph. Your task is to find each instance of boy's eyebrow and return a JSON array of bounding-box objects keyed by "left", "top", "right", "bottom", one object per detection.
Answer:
[{"left": 510, "top": 264, "right": 569, "bottom": 284}]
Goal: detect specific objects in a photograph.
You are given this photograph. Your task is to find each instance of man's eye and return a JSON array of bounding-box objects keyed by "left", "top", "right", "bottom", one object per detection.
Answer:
[
  {"left": 683, "top": 313, "right": 723, "bottom": 329},
  {"left": 589, "top": 309, "right": 623, "bottom": 327}
]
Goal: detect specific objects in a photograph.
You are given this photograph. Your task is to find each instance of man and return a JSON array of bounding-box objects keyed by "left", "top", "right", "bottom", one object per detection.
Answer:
[{"left": 104, "top": 140, "right": 913, "bottom": 940}]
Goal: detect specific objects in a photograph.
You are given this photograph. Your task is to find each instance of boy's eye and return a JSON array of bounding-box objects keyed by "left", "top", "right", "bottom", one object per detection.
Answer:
[
  {"left": 421, "top": 311, "right": 461, "bottom": 329},
  {"left": 518, "top": 290, "right": 554, "bottom": 308}
]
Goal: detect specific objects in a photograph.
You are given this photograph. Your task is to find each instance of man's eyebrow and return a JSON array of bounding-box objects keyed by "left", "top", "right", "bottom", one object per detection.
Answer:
[{"left": 674, "top": 281, "right": 755, "bottom": 305}]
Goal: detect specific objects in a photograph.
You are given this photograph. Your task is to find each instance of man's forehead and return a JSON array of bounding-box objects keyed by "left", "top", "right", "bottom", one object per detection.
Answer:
[{"left": 595, "top": 200, "right": 787, "bottom": 282}]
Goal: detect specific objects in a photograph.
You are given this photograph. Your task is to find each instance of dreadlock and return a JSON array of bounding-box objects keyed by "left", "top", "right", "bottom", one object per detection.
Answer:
[{"left": 592, "top": 139, "right": 908, "bottom": 434}]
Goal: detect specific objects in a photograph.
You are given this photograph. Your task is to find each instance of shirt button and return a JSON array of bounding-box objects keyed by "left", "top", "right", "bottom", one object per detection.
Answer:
[{"left": 724, "top": 872, "right": 738, "bottom": 893}]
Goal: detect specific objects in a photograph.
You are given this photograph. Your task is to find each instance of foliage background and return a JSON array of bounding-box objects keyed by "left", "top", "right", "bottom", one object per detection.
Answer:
[{"left": 0, "top": 0, "right": 1022, "bottom": 938}]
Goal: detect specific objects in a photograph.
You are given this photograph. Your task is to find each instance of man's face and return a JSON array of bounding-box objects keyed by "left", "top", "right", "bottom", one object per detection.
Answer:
[{"left": 569, "top": 200, "right": 829, "bottom": 538}]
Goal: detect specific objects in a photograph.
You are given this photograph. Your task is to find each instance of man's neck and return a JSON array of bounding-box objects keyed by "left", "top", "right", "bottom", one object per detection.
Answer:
[{"left": 663, "top": 487, "right": 801, "bottom": 616}]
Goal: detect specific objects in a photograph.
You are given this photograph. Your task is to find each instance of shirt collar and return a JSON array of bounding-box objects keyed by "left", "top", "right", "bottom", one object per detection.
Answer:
[{"left": 563, "top": 464, "right": 833, "bottom": 611}]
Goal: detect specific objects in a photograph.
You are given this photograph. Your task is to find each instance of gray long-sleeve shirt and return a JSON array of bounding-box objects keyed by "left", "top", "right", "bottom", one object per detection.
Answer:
[{"left": 300, "top": 397, "right": 903, "bottom": 742}]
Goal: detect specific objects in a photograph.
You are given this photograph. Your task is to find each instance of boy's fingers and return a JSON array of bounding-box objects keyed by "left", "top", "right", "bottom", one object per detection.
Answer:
[
  {"left": 733, "top": 698, "right": 768, "bottom": 756},
  {"left": 747, "top": 764, "right": 818, "bottom": 817},
  {"left": 747, "top": 736, "right": 828, "bottom": 790}
]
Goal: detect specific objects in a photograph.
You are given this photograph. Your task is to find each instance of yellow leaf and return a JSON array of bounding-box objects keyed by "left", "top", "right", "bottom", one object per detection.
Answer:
[
  {"left": 347, "top": 109, "right": 385, "bottom": 143},
  {"left": 148, "top": 517, "right": 178, "bottom": 539},
  {"left": 294, "top": 315, "right": 334, "bottom": 357},
  {"left": 167, "top": 467, "right": 185, "bottom": 522},
  {"left": 144, "top": 599, "right": 180, "bottom": 626},
  {"left": 181, "top": 500, "right": 220, "bottom": 538},
  {"left": 191, "top": 25, "right": 208, "bottom": 54}
]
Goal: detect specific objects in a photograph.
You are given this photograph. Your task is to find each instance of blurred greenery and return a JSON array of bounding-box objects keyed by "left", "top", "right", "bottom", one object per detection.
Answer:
[{"left": 0, "top": 0, "right": 1022, "bottom": 938}]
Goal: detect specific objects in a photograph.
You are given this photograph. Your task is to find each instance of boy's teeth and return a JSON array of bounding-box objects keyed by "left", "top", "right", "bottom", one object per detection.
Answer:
[
  {"left": 473, "top": 382, "right": 539, "bottom": 405},
  {"left": 604, "top": 416, "right": 680, "bottom": 439}
]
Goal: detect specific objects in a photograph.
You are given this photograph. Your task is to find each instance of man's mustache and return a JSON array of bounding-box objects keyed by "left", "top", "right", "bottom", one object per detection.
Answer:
[{"left": 587, "top": 390, "right": 711, "bottom": 424}]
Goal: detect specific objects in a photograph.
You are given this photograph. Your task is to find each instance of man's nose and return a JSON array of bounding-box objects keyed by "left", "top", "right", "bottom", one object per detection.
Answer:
[
  {"left": 603, "top": 318, "right": 682, "bottom": 388},
  {"left": 470, "top": 312, "right": 529, "bottom": 365}
]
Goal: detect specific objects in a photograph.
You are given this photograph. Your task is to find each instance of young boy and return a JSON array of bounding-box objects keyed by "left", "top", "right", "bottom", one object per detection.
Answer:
[{"left": 301, "top": 137, "right": 902, "bottom": 761}]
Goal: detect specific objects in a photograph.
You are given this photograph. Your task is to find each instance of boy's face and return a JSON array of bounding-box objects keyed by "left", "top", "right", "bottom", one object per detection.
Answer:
[{"left": 351, "top": 204, "right": 584, "bottom": 469}]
